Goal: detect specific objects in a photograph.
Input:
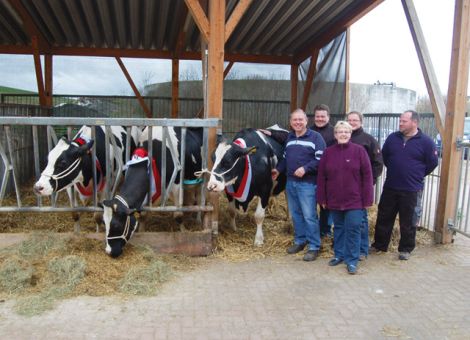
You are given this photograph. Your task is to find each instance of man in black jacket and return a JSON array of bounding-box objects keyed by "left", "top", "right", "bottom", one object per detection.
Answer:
[
  {"left": 311, "top": 104, "right": 335, "bottom": 238},
  {"left": 347, "top": 111, "right": 384, "bottom": 260}
]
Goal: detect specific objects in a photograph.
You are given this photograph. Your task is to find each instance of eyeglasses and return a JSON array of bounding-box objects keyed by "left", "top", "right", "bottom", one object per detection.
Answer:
[
  {"left": 347, "top": 119, "right": 360, "bottom": 122},
  {"left": 335, "top": 130, "right": 351, "bottom": 134}
]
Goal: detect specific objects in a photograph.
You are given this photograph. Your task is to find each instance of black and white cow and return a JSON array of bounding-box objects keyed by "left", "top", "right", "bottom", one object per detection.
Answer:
[
  {"left": 102, "top": 126, "right": 203, "bottom": 257},
  {"left": 33, "top": 125, "right": 140, "bottom": 228},
  {"left": 207, "top": 128, "right": 287, "bottom": 246}
]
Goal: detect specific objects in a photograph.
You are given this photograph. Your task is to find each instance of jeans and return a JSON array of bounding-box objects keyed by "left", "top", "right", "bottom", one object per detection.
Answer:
[
  {"left": 319, "top": 206, "right": 333, "bottom": 237},
  {"left": 372, "top": 187, "right": 418, "bottom": 253},
  {"left": 330, "top": 209, "right": 363, "bottom": 267},
  {"left": 360, "top": 209, "right": 369, "bottom": 256},
  {"left": 286, "top": 180, "right": 320, "bottom": 250}
]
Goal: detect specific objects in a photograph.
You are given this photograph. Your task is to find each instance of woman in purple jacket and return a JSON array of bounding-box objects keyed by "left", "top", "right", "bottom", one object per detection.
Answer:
[{"left": 317, "top": 121, "right": 373, "bottom": 274}]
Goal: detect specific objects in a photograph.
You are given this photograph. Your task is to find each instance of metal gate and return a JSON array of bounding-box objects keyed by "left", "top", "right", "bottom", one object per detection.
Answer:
[{"left": 0, "top": 116, "right": 218, "bottom": 218}]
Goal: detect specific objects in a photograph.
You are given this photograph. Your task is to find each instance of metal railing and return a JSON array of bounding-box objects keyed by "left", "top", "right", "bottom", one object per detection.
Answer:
[{"left": 0, "top": 116, "right": 218, "bottom": 215}]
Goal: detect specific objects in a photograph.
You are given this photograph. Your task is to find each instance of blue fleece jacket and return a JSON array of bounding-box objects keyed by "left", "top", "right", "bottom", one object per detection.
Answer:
[
  {"left": 277, "top": 128, "right": 326, "bottom": 183},
  {"left": 382, "top": 129, "right": 438, "bottom": 191}
]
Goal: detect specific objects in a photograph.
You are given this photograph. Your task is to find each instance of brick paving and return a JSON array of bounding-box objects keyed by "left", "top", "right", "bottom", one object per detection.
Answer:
[{"left": 0, "top": 236, "right": 469, "bottom": 340}]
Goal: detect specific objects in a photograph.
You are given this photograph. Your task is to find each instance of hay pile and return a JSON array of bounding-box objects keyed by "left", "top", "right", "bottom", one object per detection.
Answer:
[{"left": 0, "top": 232, "right": 176, "bottom": 316}]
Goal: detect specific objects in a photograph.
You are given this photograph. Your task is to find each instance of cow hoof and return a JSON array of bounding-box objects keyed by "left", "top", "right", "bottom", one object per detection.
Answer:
[{"left": 254, "top": 239, "right": 264, "bottom": 247}]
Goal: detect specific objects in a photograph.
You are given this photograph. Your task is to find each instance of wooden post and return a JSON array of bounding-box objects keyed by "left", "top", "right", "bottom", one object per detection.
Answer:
[
  {"left": 44, "top": 54, "right": 53, "bottom": 108},
  {"left": 31, "top": 36, "right": 46, "bottom": 107},
  {"left": 171, "top": 59, "right": 179, "bottom": 118},
  {"left": 207, "top": 0, "right": 225, "bottom": 235},
  {"left": 290, "top": 64, "right": 298, "bottom": 112},
  {"left": 401, "top": 0, "right": 445, "bottom": 134},
  {"left": 435, "top": 0, "right": 470, "bottom": 244}
]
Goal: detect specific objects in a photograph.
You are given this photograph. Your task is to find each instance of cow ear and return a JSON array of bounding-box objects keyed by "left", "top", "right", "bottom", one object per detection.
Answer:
[
  {"left": 78, "top": 139, "right": 94, "bottom": 155},
  {"left": 102, "top": 200, "right": 113, "bottom": 208}
]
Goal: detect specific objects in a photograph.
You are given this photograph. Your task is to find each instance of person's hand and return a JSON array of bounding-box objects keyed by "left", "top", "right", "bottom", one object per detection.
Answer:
[
  {"left": 294, "top": 166, "right": 305, "bottom": 178},
  {"left": 258, "top": 129, "right": 272, "bottom": 136},
  {"left": 271, "top": 169, "right": 279, "bottom": 180}
]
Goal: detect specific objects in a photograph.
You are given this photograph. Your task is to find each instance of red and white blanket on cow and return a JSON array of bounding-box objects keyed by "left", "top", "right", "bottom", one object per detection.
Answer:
[{"left": 225, "top": 138, "right": 252, "bottom": 203}]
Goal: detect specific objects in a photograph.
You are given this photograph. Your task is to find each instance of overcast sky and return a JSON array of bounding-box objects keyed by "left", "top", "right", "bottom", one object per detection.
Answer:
[{"left": 0, "top": 0, "right": 460, "bottom": 96}]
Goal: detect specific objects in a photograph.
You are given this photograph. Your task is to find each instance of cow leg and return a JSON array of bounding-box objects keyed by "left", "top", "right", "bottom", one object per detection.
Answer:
[
  {"left": 172, "top": 185, "right": 186, "bottom": 232},
  {"left": 93, "top": 211, "right": 103, "bottom": 232},
  {"left": 67, "top": 187, "right": 80, "bottom": 234},
  {"left": 228, "top": 199, "right": 237, "bottom": 231},
  {"left": 254, "top": 197, "right": 265, "bottom": 246}
]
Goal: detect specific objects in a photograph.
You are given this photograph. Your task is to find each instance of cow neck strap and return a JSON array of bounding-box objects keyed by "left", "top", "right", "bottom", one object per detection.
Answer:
[
  {"left": 194, "top": 147, "right": 244, "bottom": 179},
  {"left": 106, "top": 195, "right": 136, "bottom": 243},
  {"left": 50, "top": 158, "right": 81, "bottom": 181}
]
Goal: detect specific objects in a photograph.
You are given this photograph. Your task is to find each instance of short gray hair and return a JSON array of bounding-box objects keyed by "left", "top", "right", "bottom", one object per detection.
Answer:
[{"left": 334, "top": 120, "right": 352, "bottom": 133}]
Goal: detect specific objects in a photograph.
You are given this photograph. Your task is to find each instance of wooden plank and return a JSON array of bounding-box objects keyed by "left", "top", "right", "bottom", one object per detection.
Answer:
[
  {"left": 401, "top": 0, "right": 445, "bottom": 134},
  {"left": 294, "top": 0, "right": 384, "bottom": 64},
  {"left": 31, "top": 36, "right": 46, "bottom": 107},
  {"left": 185, "top": 0, "right": 210, "bottom": 43},
  {"left": 115, "top": 57, "right": 152, "bottom": 118},
  {"left": 290, "top": 64, "right": 298, "bottom": 112},
  {"left": 300, "top": 49, "right": 319, "bottom": 111},
  {"left": 0, "top": 232, "right": 213, "bottom": 256},
  {"left": 171, "top": 59, "right": 179, "bottom": 118},
  {"left": 225, "top": 0, "right": 253, "bottom": 43},
  {"left": 344, "top": 28, "right": 350, "bottom": 114},
  {"left": 44, "top": 54, "right": 53, "bottom": 108},
  {"left": 435, "top": 0, "right": 470, "bottom": 244}
]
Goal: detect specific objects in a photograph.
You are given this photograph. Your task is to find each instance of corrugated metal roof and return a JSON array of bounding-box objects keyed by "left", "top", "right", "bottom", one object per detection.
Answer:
[{"left": 0, "top": 0, "right": 383, "bottom": 64}]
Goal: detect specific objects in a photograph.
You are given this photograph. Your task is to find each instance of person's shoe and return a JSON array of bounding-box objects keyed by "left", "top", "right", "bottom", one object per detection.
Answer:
[
  {"left": 369, "top": 246, "right": 385, "bottom": 254},
  {"left": 399, "top": 252, "right": 411, "bottom": 260},
  {"left": 287, "top": 243, "right": 306, "bottom": 254},
  {"left": 347, "top": 264, "right": 357, "bottom": 275},
  {"left": 303, "top": 250, "right": 319, "bottom": 261},
  {"left": 328, "top": 257, "right": 343, "bottom": 266},
  {"left": 359, "top": 254, "right": 367, "bottom": 261}
]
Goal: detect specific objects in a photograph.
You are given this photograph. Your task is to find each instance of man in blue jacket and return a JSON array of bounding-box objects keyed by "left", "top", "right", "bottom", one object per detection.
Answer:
[
  {"left": 272, "top": 109, "right": 326, "bottom": 261},
  {"left": 371, "top": 110, "right": 438, "bottom": 260}
]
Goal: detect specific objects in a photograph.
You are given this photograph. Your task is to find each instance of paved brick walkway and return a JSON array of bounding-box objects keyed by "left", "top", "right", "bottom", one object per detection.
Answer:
[{"left": 1, "top": 236, "right": 469, "bottom": 340}]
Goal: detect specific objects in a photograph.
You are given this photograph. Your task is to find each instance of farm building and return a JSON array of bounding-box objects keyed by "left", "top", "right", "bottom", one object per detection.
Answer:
[{"left": 0, "top": 0, "right": 469, "bottom": 253}]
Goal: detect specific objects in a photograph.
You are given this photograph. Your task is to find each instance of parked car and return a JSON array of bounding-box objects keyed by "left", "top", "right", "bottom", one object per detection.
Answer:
[{"left": 435, "top": 117, "right": 470, "bottom": 159}]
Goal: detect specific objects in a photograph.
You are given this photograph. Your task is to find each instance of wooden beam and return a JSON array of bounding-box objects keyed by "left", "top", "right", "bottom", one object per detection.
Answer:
[
  {"left": 294, "top": 0, "right": 384, "bottom": 64},
  {"left": 0, "top": 45, "right": 294, "bottom": 64},
  {"left": 174, "top": 9, "right": 190, "bottom": 58},
  {"left": 7, "top": 0, "right": 50, "bottom": 52},
  {"left": 206, "top": 0, "right": 225, "bottom": 235},
  {"left": 225, "top": 0, "right": 253, "bottom": 43},
  {"left": 435, "top": 0, "right": 470, "bottom": 244},
  {"left": 401, "top": 0, "right": 445, "bottom": 134},
  {"left": 44, "top": 54, "right": 53, "bottom": 108},
  {"left": 31, "top": 36, "right": 46, "bottom": 107},
  {"left": 344, "top": 28, "right": 350, "bottom": 114},
  {"left": 185, "top": 0, "right": 210, "bottom": 43},
  {"left": 300, "top": 49, "right": 319, "bottom": 111},
  {"left": 171, "top": 59, "right": 179, "bottom": 118},
  {"left": 115, "top": 57, "right": 152, "bottom": 118},
  {"left": 290, "top": 64, "right": 299, "bottom": 112},
  {"left": 223, "top": 61, "right": 234, "bottom": 78}
]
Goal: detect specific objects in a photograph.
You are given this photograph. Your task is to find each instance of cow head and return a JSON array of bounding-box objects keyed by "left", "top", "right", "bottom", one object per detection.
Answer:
[
  {"left": 207, "top": 141, "right": 257, "bottom": 192},
  {"left": 102, "top": 197, "right": 139, "bottom": 258},
  {"left": 33, "top": 137, "right": 94, "bottom": 196}
]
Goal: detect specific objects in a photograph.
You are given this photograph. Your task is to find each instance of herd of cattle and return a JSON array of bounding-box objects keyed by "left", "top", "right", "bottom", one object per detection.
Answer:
[{"left": 32, "top": 124, "right": 289, "bottom": 257}]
